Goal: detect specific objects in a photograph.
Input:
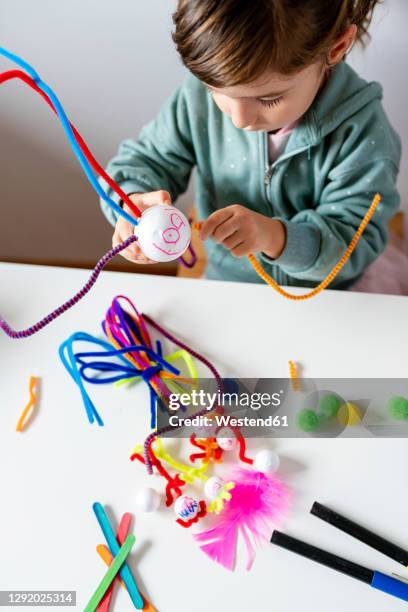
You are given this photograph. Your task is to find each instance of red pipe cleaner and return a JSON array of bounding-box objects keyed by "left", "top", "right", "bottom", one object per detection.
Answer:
[{"left": 0, "top": 69, "right": 142, "bottom": 219}]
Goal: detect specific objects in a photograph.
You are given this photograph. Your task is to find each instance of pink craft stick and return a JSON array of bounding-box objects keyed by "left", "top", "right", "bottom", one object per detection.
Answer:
[{"left": 97, "top": 512, "right": 132, "bottom": 612}]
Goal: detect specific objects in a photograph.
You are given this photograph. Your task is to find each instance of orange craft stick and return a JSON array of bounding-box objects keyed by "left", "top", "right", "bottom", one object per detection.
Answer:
[
  {"left": 16, "top": 376, "right": 39, "bottom": 432},
  {"left": 96, "top": 545, "right": 125, "bottom": 589}
]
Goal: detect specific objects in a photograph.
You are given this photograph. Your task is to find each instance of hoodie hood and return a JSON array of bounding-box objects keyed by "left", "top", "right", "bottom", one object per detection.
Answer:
[{"left": 283, "top": 62, "right": 383, "bottom": 155}]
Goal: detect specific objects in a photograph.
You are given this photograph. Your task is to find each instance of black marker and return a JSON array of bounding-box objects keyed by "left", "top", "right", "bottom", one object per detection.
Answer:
[
  {"left": 311, "top": 501, "right": 408, "bottom": 567},
  {"left": 271, "top": 530, "right": 408, "bottom": 603}
]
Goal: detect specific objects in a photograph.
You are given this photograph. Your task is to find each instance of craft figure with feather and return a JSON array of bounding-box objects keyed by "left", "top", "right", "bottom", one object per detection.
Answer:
[{"left": 132, "top": 417, "right": 290, "bottom": 570}]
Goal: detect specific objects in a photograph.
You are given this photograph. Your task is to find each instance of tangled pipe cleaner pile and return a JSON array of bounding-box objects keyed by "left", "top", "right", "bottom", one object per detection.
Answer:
[{"left": 59, "top": 295, "right": 222, "bottom": 428}]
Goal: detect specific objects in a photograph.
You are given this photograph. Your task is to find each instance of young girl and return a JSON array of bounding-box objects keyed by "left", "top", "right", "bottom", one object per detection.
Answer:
[{"left": 100, "top": 0, "right": 401, "bottom": 289}]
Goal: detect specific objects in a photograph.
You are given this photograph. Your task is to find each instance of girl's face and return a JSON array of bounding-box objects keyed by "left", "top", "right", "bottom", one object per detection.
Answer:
[{"left": 206, "top": 61, "right": 326, "bottom": 132}]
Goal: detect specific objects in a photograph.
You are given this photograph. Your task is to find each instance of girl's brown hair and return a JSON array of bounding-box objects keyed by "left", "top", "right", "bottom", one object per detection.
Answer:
[{"left": 172, "top": 0, "right": 380, "bottom": 87}]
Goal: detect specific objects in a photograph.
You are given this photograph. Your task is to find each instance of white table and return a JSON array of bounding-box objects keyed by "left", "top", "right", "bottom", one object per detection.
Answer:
[{"left": 1, "top": 262, "right": 407, "bottom": 611}]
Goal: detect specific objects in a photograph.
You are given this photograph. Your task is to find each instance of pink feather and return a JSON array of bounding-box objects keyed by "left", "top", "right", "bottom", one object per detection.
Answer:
[
  {"left": 194, "top": 467, "right": 290, "bottom": 571},
  {"left": 195, "top": 523, "right": 238, "bottom": 571}
]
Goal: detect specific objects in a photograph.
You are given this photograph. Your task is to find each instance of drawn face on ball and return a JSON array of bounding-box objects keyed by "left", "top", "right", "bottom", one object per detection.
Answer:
[
  {"left": 135, "top": 206, "right": 191, "bottom": 262},
  {"left": 156, "top": 211, "right": 189, "bottom": 256}
]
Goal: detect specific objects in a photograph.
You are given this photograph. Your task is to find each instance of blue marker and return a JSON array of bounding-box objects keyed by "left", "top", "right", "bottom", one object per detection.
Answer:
[{"left": 272, "top": 530, "right": 408, "bottom": 604}]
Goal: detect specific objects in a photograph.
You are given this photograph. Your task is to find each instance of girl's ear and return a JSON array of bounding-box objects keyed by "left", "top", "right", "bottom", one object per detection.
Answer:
[{"left": 327, "top": 24, "right": 358, "bottom": 66}]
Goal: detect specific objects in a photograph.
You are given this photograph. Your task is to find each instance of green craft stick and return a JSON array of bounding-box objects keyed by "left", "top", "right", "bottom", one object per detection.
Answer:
[{"left": 84, "top": 534, "right": 135, "bottom": 612}]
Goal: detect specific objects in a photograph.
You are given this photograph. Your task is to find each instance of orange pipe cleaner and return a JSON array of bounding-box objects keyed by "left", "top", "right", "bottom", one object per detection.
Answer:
[
  {"left": 288, "top": 360, "right": 300, "bottom": 391},
  {"left": 16, "top": 376, "right": 39, "bottom": 432},
  {"left": 192, "top": 193, "right": 381, "bottom": 300}
]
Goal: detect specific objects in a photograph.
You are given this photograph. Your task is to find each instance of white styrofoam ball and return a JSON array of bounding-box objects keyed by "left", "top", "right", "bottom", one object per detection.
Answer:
[
  {"left": 134, "top": 205, "right": 191, "bottom": 262},
  {"left": 135, "top": 487, "right": 161, "bottom": 513},
  {"left": 216, "top": 427, "right": 237, "bottom": 451},
  {"left": 204, "top": 476, "right": 225, "bottom": 500},
  {"left": 253, "top": 449, "right": 280, "bottom": 473},
  {"left": 174, "top": 495, "right": 199, "bottom": 521}
]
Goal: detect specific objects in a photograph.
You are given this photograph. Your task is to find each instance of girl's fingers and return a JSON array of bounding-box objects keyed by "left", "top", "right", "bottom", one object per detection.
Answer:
[
  {"left": 222, "top": 230, "right": 245, "bottom": 250},
  {"left": 113, "top": 190, "right": 172, "bottom": 265},
  {"left": 114, "top": 228, "right": 149, "bottom": 263},
  {"left": 113, "top": 225, "right": 133, "bottom": 248},
  {"left": 200, "top": 207, "right": 235, "bottom": 241},
  {"left": 121, "top": 244, "right": 155, "bottom": 264},
  {"left": 117, "top": 241, "right": 141, "bottom": 263},
  {"left": 137, "top": 190, "right": 172, "bottom": 207},
  {"left": 231, "top": 241, "right": 249, "bottom": 258},
  {"left": 213, "top": 217, "right": 240, "bottom": 243}
]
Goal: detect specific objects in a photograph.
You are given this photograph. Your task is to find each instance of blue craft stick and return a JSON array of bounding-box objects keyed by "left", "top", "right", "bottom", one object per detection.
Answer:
[
  {"left": 0, "top": 46, "right": 138, "bottom": 226},
  {"left": 92, "top": 502, "right": 143, "bottom": 609}
]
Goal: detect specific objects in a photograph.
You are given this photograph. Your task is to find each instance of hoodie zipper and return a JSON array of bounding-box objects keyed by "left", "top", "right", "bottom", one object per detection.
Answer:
[
  {"left": 264, "top": 164, "right": 274, "bottom": 186},
  {"left": 262, "top": 131, "right": 313, "bottom": 200},
  {"left": 263, "top": 132, "right": 272, "bottom": 187},
  {"left": 262, "top": 133, "right": 274, "bottom": 217}
]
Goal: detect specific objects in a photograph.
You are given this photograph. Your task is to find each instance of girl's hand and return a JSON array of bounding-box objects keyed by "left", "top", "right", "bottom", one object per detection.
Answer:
[
  {"left": 112, "top": 190, "right": 172, "bottom": 264},
  {"left": 199, "top": 204, "right": 286, "bottom": 259}
]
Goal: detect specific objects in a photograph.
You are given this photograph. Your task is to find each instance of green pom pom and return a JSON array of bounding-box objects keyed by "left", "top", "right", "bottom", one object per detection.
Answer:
[
  {"left": 318, "top": 394, "right": 341, "bottom": 419},
  {"left": 297, "top": 409, "right": 319, "bottom": 432},
  {"left": 388, "top": 396, "right": 408, "bottom": 420}
]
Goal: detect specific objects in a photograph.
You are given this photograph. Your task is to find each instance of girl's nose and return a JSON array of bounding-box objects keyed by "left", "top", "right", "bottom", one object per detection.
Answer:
[{"left": 229, "top": 99, "right": 256, "bottom": 129}]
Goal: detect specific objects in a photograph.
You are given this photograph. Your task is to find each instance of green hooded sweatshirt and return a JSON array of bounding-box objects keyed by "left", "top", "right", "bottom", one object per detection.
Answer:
[{"left": 100, "top": 62, "right": 401, "bottom": 287}]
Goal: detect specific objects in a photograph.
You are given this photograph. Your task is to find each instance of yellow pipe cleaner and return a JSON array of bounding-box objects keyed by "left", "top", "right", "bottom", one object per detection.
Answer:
[
  {"left": 153, "top": 438, "right": 209, "bottom": 483},
  {"left": 208, "top": 481, "right": 235, "bottom": 514},
  {"left": 114, "top": 348, "right": 198, "bottom": 389},
  {"left": 131, "top": 439, "right": 209, "bottom": 483}
]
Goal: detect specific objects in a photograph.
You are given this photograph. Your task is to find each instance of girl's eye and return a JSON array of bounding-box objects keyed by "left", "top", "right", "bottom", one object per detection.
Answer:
[{"left": 258, "top": 96, "right": 283, "bottom": 108}]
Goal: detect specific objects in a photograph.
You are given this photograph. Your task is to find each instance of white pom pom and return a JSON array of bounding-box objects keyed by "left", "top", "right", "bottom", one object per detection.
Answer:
[
  {"left": 174, "top": 495, "right": 199, "bottom": 521},
  {"left": 204, "top": 476, "right": 225, "bottom": 500},
  {"left": 134, "top": 205, "right": 191, "bottom": 262},
  {"left": 253, "top": 449, "right": 280, "bottom": 473},
  {"left": 135, "top": 487, "right": 161, "bottom": 513},
  {"left": 216, "top": 427, "right": 237, "bottom": 451}
]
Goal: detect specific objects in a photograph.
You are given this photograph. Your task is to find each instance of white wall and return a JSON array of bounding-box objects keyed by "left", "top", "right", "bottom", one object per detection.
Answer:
[
  {"left": 0, "top": 0, "right": 190, "bottom": 265},
  {"left": 348, "top": 0, "right": 408, "bottom": 239},
  {"left": 0, "top": 0, "right": 407, "bottom": 265}
]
